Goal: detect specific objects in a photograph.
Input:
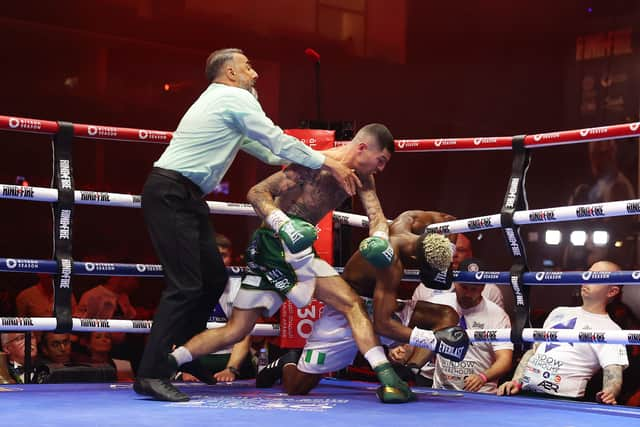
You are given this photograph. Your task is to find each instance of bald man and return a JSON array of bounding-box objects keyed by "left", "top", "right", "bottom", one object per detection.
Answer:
[{"left": 498, "top": 261, "right": 629, "bottom": 404}]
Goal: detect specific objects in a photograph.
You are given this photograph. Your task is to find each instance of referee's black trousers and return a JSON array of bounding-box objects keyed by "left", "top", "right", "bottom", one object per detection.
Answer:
[{"left": 137, "top": 168, "right": 228, "bottom": 378}]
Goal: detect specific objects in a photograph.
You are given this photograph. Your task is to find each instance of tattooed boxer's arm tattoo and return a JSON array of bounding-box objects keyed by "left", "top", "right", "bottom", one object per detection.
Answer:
[
  {"left": 248, "top": 165, "right": 308, "bottom": 220},
  {"left": 359, "top": 175, "right": 389, "bottom": 236}
]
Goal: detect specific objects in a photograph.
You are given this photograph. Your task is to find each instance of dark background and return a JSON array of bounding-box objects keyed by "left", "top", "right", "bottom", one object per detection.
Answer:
[{"left": 1, "top": 0, "right": 639, "bottom": 314}]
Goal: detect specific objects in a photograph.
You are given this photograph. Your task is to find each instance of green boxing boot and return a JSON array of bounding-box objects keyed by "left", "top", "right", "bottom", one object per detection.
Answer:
[{"left": 373, "top": 362, "right": 416, "bottom": 403}]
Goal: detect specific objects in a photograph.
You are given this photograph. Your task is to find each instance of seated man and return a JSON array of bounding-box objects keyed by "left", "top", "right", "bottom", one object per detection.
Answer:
[
  {"left": 497, "top": 261, "right": 628, "bottom": 404},
  {"left": 169, "top": 125, "right": 464, "bottom": 403},
  {"left": 256, "top": 210, "right": 469, "bottom": 395},
  {"left": 1, "top": 333, "right": 38, "bottom": 383},
  {"left": 37, "top": 332, "right": 72, "bottom": 365},
  {"left": 429, "top": 263, "right": 513, "bottom": 393}
]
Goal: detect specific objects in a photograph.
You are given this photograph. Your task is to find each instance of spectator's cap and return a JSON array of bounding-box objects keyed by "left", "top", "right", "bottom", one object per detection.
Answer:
[{"left": 458, "top": 258, "right": 484, "bottom": 272}]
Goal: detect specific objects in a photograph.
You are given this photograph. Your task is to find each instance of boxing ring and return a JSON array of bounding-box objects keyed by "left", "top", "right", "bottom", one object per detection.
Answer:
[
  {"left": 2, "top": 115, "right": 640, "bottom": 425},
  {"left": 3, "top": 380, "right": 640, "bottom": 427}
]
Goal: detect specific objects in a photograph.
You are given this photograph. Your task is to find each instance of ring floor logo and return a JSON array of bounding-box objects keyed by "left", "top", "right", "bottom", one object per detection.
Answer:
[{"left": 169, "top": 395, "right": 349, "bottom": 412}]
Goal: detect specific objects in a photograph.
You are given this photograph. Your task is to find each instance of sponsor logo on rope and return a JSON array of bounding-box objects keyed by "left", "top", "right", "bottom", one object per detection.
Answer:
[
  {"left": 132, "top": 195, "right": 142, "bottom": 205},
  {"left": 135, "top": 264, "right": 162, "bottom": 273},
  {"left": 80, "top": 191, "right": 110, "bottom": 202},
  {"left": 581, "top": 271, "right": 611, "bottom": 281},
  {"left": 578, "top": 332, "right": 606, "bottom": 343},
  {"left": 434, "top": 139, "right": 457, "bottom": 147},
  {"left": 5, "top": 259, "right": 39, "bottom": 270},
  {"left": 528, "top": 210, "right": 556, "bottom": 222},
  {"left": 504, "top": 177, "right": 520, "bottom": 209},
  {"left": 473, "top": 330, "right": 497, "bottom": 341},
  {"left": 2, "top": 317, "right": 34, "bottom": 327},
  {"left": 535, "top": 272, "right": 563, "bottom": 281},
  {"left": 87, "top": 126, "right": 117, "bottom": 137},
  {"left": 83, "top": 262, "right": 116, "bottom": 272},
  {"left": 132, "top": 320, "right": 153, "bottom": 329},
  {"left": 626, "top": 201, "right": 640, "bottom": 214},
  {"left": 627, "top": 333, "right": 640, "bottom": 344},
  {"left": 332, "top": 213, "right": 349, "bottom": 224},
  {"left": 579, "top": 127, "right": 608, "bottom": 138},
  {"left": 80, "top": 319, "right": 110, "bottom": 328},
  {"left": 474, "top": 271, "right": 500, "bottom": 281},
  {"left": 473, "top": 138, "right": 498, "bottom": 146},
  {"left": 467, "top": 217, "right": 492, "bottom": 230},
  {"left": 138, "top": 129, "right": 170, "bottom": 142},
  {"left": 532, "top": 133, "right": 560, "bottom": 142},
  {"left": 59, "top": 209, "right": 71, "bottom": 239},
  {"left": 8, "top": 117, "right": 42, "bottom": 130},
  {"left": 2, "top": 185, "right": 35, "bottom": 198},
  {"left": 632, "top": 271, "right": 640, "bottom": 280},
  {"left": 60, "top": 258, "right": 72, "bottom": 289},
  {"left": 630, "top": 123, "right": 640, "bottom": 132},
  {"left": 59, "top": 159, "right": 72, "bottom": 189},
  {"left": 396, "top": 140, "right": 419, "bottom": 149},
  {"left": 576, "top": 205, "right": 604, "bottom": 218},
  {"left": 533, "top": 330, "right": 558, "bottom": 341},
  {"left": 504, "top": 228, "right": 522, "bottom": 257},
  {"left": 428, "top": 224, "right": 450, "bottom": 234}
]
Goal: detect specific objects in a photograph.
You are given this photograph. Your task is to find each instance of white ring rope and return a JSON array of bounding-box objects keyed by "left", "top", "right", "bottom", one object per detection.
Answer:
[
  {"left": 2, "top": 317, "right": 637, "bottom": 346},
  {"left": 427, "top": 199, "right": 640, "bottom": 235},
  {"left": 469, "top": 328, "right": 640, "bottom": 345},
  {"left": 0, "top": 316, "right": 279, "bottom": 335},
  {"left": 0, "top": 183, "right": 368, "bottom": 224},
  {"left": 3, "top": 183, "right": 639, "bottom": 235}
]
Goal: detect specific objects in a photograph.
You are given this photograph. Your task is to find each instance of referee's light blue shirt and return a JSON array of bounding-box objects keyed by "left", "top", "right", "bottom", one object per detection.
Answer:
[{"left": 155, "top": 83, "right": 325, "bottom": 194}]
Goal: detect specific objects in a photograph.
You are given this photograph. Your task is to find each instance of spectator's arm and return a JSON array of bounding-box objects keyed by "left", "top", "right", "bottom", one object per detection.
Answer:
[
  {"left": 512, "top": 344, "right": 538, "bottom": 382},
  {"left": 214, "top": 335, "right": 252, "bottom": 382},
  {"left": 465, "top": 349, "right": 513, "bottom": 392},
  {"left": 596, "top": 364, "right": 624, "bottom": 405},
  {"left": 497, "top": 344, "right": 538, "bottom": 396}
]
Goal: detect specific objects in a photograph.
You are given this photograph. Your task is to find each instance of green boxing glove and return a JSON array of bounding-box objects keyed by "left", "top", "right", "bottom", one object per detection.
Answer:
[
  {"left": 266, "top": 209, "right": 317, "bottom": 254},
  {"left": 359, "top": 231, "right": 394, "bottom": 268}
]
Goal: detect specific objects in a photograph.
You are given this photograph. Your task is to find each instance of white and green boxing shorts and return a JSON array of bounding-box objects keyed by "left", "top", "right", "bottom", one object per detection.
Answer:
[
  {"left": 234, "top": 226, "right": 337, "bottom": 317},
  {"left": 297, "top": 297, "right": 400, "bottom": 374}
]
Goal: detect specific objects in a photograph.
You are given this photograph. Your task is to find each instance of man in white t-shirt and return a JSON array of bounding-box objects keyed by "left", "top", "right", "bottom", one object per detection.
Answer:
[
  {"left": 393, "top": 258, "right": 508, "bottom": 386},
  {"left": 431, "top": 280, "right": 513, "bottom": 393},
  {"left": 497, "top": 261, "right": 629, "bottom": 404},
  {"left": 410, "top": 235, "right": 504, "bottom": 309}
]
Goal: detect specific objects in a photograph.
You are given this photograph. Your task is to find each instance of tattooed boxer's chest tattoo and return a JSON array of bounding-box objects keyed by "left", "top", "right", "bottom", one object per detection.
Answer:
[{"left": 286, "top": 169, "right": 348, "bottom": 224}]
